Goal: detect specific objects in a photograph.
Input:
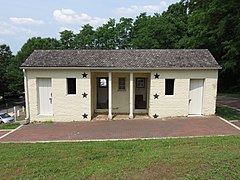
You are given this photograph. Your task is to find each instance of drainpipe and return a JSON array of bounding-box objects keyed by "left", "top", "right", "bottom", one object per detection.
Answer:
[{"left": 23, "top": 69, "right": 30, "bottom": 122}]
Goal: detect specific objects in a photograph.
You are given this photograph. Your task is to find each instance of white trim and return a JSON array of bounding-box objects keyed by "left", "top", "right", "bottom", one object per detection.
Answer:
[
  {"left": 0, "top": 125, "right": 23, "bottom": 140},
  {"left": 218, "top": 116, "right": 240, "bottom": 131},
  {"left": 21, "top": 67, "right": 221, "bottom": 70},
  {"left": 23, "top": 69, "right": 30, "bottom": 120},
  {"left": 108, "top": 72, "right": 112, "bottom": 120},
  {"left": 129, "top": 72, "right": 133, "bottom": 119}
]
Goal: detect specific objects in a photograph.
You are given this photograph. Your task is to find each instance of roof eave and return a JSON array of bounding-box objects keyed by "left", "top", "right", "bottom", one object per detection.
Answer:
[{"left": 20, "top": 66, "right": 222, "bottom": 70}]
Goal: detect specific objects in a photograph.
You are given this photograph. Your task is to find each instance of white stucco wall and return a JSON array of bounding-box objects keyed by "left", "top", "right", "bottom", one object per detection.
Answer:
[
  {"left": 149, "top": 70, "right": 218, "bottom": 118},
  {"left": 27, "top": 69, "right": 91, "bottom": 122},
  {"left": 26, "top": 69, "right": 218, "bottom": 122}
]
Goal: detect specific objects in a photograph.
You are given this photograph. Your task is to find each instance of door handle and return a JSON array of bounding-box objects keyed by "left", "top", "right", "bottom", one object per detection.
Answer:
[
  {"left": 49, "top": 97, "right": 52, "bottom": 104},
  {"left": 189, "top": 99, "right": 192, "bottom": 103}
]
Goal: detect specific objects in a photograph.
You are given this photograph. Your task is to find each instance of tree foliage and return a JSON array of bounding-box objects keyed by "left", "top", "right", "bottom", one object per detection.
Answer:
[
  {"left": 0, "top": 44, "right": 13, "bottom": 99},
  {"left": 115, "top": 17, "right": 133, "bottom": 49},
  {"left": 7, "top": 37, "right": 61, "bottom": 92},
  {"left": 5, "top": 0, "right": 240, "bottom": 93},
  {"left": 181, "top": 0, "right": 240, "bottom": 91},
  {"left": 60, "top": 30, "right": 75, "bottom": 49},
  {"left": 73, "top": 24, "right": 95, "bottom": 49}
]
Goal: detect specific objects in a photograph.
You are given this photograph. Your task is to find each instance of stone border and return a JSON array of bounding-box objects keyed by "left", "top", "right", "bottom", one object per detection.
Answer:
[{"left": 0, "top": 134, "right": 237, "bottom": 144}]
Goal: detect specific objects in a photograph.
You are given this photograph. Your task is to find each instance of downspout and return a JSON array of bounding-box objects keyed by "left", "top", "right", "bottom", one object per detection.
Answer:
[{"left": 23, "top": 69, "right": 30, "bottom": 122}]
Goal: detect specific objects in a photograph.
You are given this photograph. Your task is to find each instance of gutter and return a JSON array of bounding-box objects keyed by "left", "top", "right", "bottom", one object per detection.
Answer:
[{"left": 23, "top": 69, "right": 30, "bottom": 122}]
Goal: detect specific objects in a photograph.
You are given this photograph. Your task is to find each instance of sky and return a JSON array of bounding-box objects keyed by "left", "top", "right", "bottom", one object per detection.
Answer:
[{"left": 0, "top": 0, "right": 179, "bottom": 54}]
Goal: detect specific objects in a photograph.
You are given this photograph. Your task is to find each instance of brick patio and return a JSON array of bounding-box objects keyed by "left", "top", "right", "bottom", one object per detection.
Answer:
[
  {"left": 0, "top": 116, "right": 239, "bottom": 142},
  {"left": 0, "top": 130, "right": 10, "bottom": 137}
]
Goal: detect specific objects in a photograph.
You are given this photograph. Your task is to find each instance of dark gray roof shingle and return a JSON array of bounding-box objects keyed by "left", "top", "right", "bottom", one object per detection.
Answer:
[{"left": 21, "top": 49, "right": 220, "bottom": 69}]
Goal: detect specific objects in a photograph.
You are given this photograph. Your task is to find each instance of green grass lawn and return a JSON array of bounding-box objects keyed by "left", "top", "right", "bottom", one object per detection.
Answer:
[
  {"left": 218, "top": 93, "right": 240, "bottom": 99},
  {"left": 0, "top": 123, "right": 20, "bottom": 130},
  {"left": 216, "top": 105, "right": 240, "bottom": 120},
  {"left": 16, "top": 114, "right": 26, "bottom": 121},
  {"left": 0, "top": 136, "right": 239, "bottom": 179}
]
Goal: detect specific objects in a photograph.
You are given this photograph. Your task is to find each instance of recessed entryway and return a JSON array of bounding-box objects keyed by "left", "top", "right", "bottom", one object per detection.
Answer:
[{"left": 135, "top": 78, "right": 148, "bottom": 109}]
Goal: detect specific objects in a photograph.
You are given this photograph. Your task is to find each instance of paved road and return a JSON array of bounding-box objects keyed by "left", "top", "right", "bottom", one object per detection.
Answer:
[
  {"left": 217, "top": 95, "right": 240, "bottom": 127},
  {"left": 0, "top": 97, "right": 25, "bottom": 113},
  {"left": 217, "top": 96, "right": 240, "bottom": 111}
]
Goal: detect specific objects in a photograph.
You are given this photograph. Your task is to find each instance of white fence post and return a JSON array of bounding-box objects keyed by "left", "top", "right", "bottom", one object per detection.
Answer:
[
  {"left": 13, "top": 106, "right": 17, "bottom": 121},
  {"left": 6, "top": 103, "right": 8, "bottom": 113},
  {"left": 22, "top": 106, "right": 25, "bottom": 113},
  {"left": 17, "top": 110, "right": 20, "bottom": 117}
]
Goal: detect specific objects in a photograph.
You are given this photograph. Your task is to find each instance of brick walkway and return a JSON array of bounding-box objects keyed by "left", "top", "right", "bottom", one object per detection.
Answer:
[
  {"left": 0, "top": 130, "right": 10, "bottom": 137},
  {"left": 0, "top": 116, "right": 239, "bottom": 142}
]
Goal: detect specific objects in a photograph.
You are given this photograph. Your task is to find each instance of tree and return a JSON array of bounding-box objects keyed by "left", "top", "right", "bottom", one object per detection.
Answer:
[
  {"left": 131, "top": 1, "right": 188, "bottom": 49},
  {"left": 0, "top": 44, "right": 13, "bottom": 100},
  {"left": 131, "top": 13, "right": 158, "bottom": 49},
  {"left": 95, "top": 19, "right": 117, "bottom": 49},
  {"left": 181, "top": 0, "right": 240, "bottom": 91},
  {"left": 7, "top": 37, "right": 61, "bottom": 92},
  {"left": 59, "top": 30, "right": 75, "bottom": 49},
  {"left": 4, "top": 0, "right": 240, "bottom": 92},
  {"left": 74, "top": 24, "right": 95, "bottom": 49},
  {"left": 162, "top": 0, "right": 189, "bottom": 48},
  {"left": 116, "top": 17, "right": 133, "bottom": 49}
]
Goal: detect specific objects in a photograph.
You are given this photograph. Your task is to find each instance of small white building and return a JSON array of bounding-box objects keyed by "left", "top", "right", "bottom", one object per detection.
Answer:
[{"left": 21, "top": 49, "right": 220, "bottom": 122}]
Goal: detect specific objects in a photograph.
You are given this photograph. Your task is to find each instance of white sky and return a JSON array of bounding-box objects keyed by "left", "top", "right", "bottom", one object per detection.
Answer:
[{"left": 0, "top": 0, "right": 179, "bottom": 54}]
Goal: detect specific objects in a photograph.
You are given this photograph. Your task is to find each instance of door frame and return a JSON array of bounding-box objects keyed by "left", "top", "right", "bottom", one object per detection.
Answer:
[
  {"left": 37, "top": 78, "right": 53, "bottom": 116},
  {"left": 96, "top": 77, "right": 109, "bottom": 110},
  {"left": 188, "top": 79, "right": 204, "bottom": 115},
  {"left": 134, "top": 77, "right": 149, "bottom": 113}
]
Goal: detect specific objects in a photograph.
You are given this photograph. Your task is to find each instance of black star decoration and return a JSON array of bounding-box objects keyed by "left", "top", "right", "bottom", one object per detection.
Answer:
[
  {"left": 153, "top": 113, "right": 159, "bottom": 118},
  {"left": 82, "top": 72, "right": 88, "bottom": 78},
  {"left": 82, "top": 113, "right": 88, "bottom": 119},
  {"left": 153, "top": 93, "right": 159, "bottom": 99},
  {"left": 82, "top": 92, "right": 88, "bottom": 98},
  {"left": 154, "top": 73, "right": 160, "bottom": 79}
]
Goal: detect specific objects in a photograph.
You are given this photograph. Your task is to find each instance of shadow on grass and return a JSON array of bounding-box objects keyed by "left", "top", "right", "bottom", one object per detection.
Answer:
[{"left": 216, "top": 105, "right": 240, "bottom": 120}]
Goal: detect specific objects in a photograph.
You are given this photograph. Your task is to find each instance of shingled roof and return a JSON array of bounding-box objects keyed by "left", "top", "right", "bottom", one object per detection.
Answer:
[{"left": 21, "top": 49, "right": 220, "bottom": 70}]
